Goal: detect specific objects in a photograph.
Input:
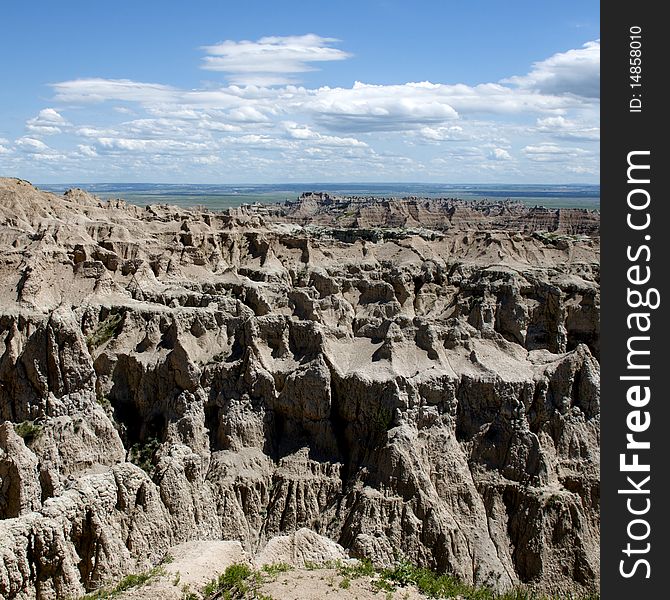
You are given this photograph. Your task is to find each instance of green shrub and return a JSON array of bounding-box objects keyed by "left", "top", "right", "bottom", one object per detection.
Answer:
[
  {"left": 128, "top": 437, "right": 161, "bottom": 474},
  {"left": 375, "top": 558, "right": 599, "bottom": 599},
  {"left": 14, "top": 421, "right": 42, "bottom": 445},
  {"left": 262, "top": 562, "right": 294, "bottom": 576},
  {"left": 203, "top": 563, "right": 253, "bottom": 599},
  {"left": 79, "top": 566, "right": 163, "bottom": 599},
  {"left": 337, "top": 558, "right": 376, "bottom": 579},
  {"left": 87, "top": 311, "right": 124, "bottom": 350}
]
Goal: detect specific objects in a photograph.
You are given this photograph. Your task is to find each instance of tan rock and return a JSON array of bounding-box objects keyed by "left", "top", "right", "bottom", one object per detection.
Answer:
[{"left": 0, "top": 178, "right": 600, "bottom": 598}]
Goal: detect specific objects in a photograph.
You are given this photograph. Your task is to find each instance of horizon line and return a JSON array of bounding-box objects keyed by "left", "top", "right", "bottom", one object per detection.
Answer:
[{"left": 33, "top": 181, "right": 601, "bottom": 187}]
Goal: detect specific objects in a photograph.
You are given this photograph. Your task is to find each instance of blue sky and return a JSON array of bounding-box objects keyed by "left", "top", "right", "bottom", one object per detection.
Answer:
[{"left": 0, "top": 1, "right": 600, "bottom": 183}]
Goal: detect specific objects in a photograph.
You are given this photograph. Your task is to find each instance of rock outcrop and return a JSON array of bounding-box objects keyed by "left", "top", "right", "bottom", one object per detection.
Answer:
[
  {"left": 254, "top": 192, "right": 600, "bottom": 236},
  {"left": 0, "top": 178, "right": 600, "bottom": 598}
]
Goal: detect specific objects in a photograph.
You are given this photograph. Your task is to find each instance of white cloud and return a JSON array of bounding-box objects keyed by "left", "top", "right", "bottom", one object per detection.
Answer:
[
  {"left": 77, "top": 144, "right": 98, "bottom": 157},
  {"left": 37, "top": 108, "right": 66, "bottom": 124},
  {"left": 52, "top": 78, "right": 179, "bottom": 104},
  {"left": 535, "top": 116, "right": 599, "bottom": 141},
  {"left": 522, "top": 143, "right": 591, "bottom": 162},
  {"left": 191, "top": 155, "right": 222, "bottom": 165},
  {"left": 227, "top": 106, "right": 273, "bottom": 123},
  {"left": 97, "top": 137, "right": 211, "bottom": 153},
  {"left": 15, "top": 136, "right": 65, "bottom": 162},
  {"left": 417, "top": 125, "right": 469, "bottom": 142},
  {"left": 567, "top": 165, "right": 598, "bottom": 175},
  {"left": 306, "top": 82, "right": 459, "bottom": 132},
  {"left": 50, "top": 76, "right": 588, "bottom": 137},
  {"left": 282, "top": 121, "right": 368, "bottom": 147},
  {"left": 9, "top": 36, "right": 599, "bottom": 182},
  {"left": 306, "top": 80, "right": 591, "bottom": 133},
  {"left": 16, "top": 137, "right": 51, "bottom": 152},
  {"left": 26, "top": 108, "right": 69, "bottom": 135},
  {"left": 504, "top": 40, "right": 599, "bottom": 98},
  {"left": 76, "top": 126, "right": 119, "bottom": 138},
  {"left": 488, "top": 148, "right": 512, "bottom": 161},
  {"left": 200, "top": 34, "right": 351, "bottom": 85}
]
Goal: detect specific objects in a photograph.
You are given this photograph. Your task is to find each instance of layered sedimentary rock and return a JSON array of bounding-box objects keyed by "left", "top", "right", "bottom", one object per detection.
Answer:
[
  {"left": 250, "top": 192, "right": 600, "bottom": 236},
  {"left": 0, "top": 178, "right": 600, "bottom": 598}
]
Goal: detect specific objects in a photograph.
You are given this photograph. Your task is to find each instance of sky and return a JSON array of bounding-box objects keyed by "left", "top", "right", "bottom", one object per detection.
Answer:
[{"left": 0, "top": 1, "right": 600, "bottom": 184}]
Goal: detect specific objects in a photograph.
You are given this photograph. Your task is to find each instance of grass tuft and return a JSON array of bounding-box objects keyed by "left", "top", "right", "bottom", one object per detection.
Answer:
[
  {"left": 14, "top": 420, "right": 42, "bottom": 445},
  {"left": 87, "top": 311, "right": 124, "bottom": 350},
  {"left": 203, "top": 563, "right": 254, "bottom": 599},
  {"left": 262, "top": 562, "right": 294, "bottom": 577},
  {"left": 79, "top": 566, "right": 163, "bottom": 599}
]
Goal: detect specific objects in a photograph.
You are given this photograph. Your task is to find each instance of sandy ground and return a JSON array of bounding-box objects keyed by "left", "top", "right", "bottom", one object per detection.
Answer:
[
  {"left": 115, "top": 567, "right": 429, "bottom": 600},
  {"left": 107, "top": 540, "right": 430, "bottom": 599}
]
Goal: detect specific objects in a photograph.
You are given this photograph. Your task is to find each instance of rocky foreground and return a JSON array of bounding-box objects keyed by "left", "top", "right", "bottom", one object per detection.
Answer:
[{"left": 0, "top": 178, "right": 599, "bottom": 599}]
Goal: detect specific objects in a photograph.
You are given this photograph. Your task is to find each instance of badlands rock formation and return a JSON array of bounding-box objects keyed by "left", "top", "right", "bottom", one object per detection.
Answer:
[{"left": 0, "top": 178, "right": 600, "bottom": 598}]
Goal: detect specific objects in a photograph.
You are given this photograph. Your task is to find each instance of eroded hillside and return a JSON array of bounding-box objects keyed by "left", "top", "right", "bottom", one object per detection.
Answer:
[{"left": 0, "top": 179, "right": 600, "bottom": 599}]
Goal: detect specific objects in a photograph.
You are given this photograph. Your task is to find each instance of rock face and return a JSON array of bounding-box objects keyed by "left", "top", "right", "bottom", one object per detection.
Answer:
[
  {"left": 259, "top": 192, "right": 600, "bottom": 236},
  {"left": 0, "top": 178, "right": 600, "bottom": 598}
]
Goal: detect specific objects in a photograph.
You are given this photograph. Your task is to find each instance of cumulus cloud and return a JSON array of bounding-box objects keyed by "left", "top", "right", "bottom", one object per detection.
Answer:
[
  {"left": 15, "top": 136, "right": 64, "bottom": 161},
  {"left": 26, "top": 108, "right": 69, "bottom": 135},
  {"left": 488, "top": 148, "right": 512, "bottom": 161},
  {"left": 305, "top": 81, "right": 588, "bottom": 133},
  {"left": 307, "top": 82, "right": 459, "bottom": 132},
  {"left": 36, "top": 108, "right": 66, "bottom": 124},
  {"left": 200, "top": 34, "right": 351, "bottom": 85},
  {"left": 77, "top": 144, "right": 98, "bottom": 157},
  {"left": 504, "top": 40, "right": 599, "bottom": 98},
  {"left": 50, "top": 76, "right": 586, "bottom": 135},
  {"left": 10, "top": 35, "right": 599, "bottom": 181}
]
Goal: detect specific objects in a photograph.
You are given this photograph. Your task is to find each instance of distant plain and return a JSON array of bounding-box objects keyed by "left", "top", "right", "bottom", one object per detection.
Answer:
[{"left": 39, "top": 183, "right": 600, "bottom": 211}]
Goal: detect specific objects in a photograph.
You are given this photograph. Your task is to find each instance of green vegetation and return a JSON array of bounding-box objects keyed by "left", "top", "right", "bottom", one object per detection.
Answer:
[
  {"left": 336, "top": 558, "right": 376, "bottom": 579},
  {"left": 96, "top": 393, "right": 112, "bottom": 412},
  {"left": 14, "top": 420, "right": 42, "bottom": 445},
  {"left": 372, "top": 404, "right": 394, "bottom": 440},
  {"left": 79, "top": 567, "right": 164, "bottom": 599},
  {"left": 181, "top": 583, "right": 198, "bottom": 600},
  {"left": 372, "top": 559, "right": 599, "bottom": 599},
  {"left": 378, "top": 560, "right": 477, "bottom": 598},
  {"left": 261, "top": 562, "right": 293, "bottom": 577},
  {"left": 76, "top": 558, "right": 596, "bottom": 600},
  {"left": 128, "top": 437, "right": 161, "bottom": 474},
  {"left": 324, "top": 558, "right": 598, "bottom": 600},
  {"left": 87, "top": 311, "right": 124, "bottom": 350},
  {"left": 203, "top": 563, "right": 256, "bottom": 599}
]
